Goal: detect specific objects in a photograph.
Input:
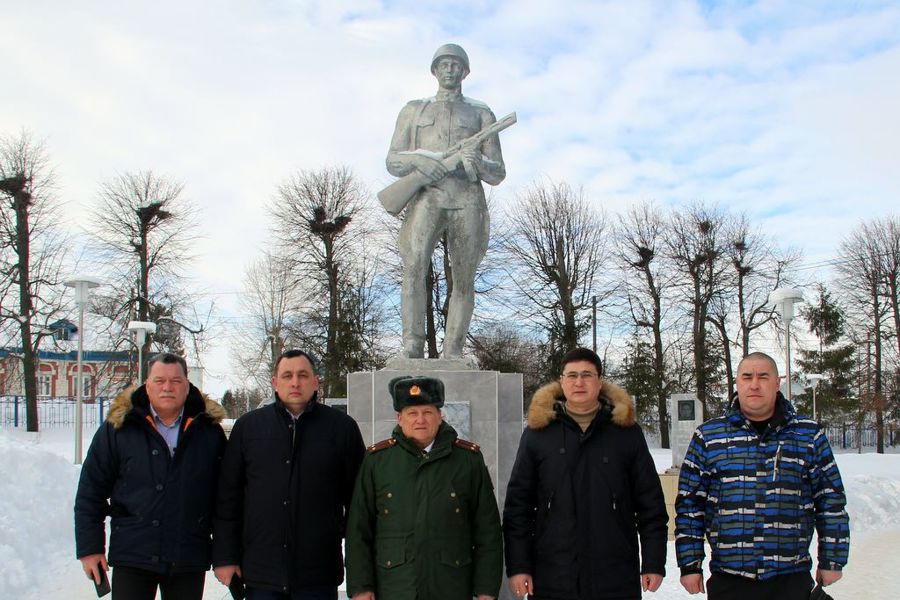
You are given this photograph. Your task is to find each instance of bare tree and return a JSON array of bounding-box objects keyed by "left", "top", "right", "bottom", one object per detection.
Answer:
[
  {"left": 271, "top": 166, "right": 383, "bottom": 396},
  {"left": 502, "top": 179, "right": 611, "bottom": 377},
  {"left": 665, "top": 202, "right": 730, "bottom": 418},
  {"left": 86, "top": 170, "right": 200, "bottom": 379},
  {"left": 875, "top": 217, "right": 900, "bottom": 428},
  {"left": 837, "top": 221, "right": 888, "bottom": 453},
  {"left": 708, "top": 215, "right": 800, "bottom": 395},
  {"left": 0, "top": 131, "right": 69, "bottom": 431},
  {"left": 470, "top": 323, "right": 544, "bottom": 401},
  {"left": 615, "top": 201, "right": 675, "bottom": 447},
  {"left": 873, "top": 217, "right": 900, "bottom": 357},
  {"left": 230, "top": 251, "right": 306, "bottom": 394}
]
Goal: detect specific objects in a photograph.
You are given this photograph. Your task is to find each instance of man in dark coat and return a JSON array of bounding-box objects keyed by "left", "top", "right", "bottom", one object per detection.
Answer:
[
  {"left": 503, "top": 347, "right": 668, "bottom": 600},
  {"left": 75, "top": 352, "right": 227, "bottom": 600},
  {"left": 213, "top": 349, "right": 365, "bottom": 600},
  {"left": 345, "top": 376, "right": 503, "bottom": 600}
]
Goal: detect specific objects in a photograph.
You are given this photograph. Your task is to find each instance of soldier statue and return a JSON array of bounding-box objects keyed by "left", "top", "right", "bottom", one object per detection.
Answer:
[{"left": 379, "top": 44, "right": 514, "bottom": 359}]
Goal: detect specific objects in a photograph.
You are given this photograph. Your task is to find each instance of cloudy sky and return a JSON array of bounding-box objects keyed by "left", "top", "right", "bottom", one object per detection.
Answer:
[{"left": 4, "top": 1, "right": 899, "bottom": 395}]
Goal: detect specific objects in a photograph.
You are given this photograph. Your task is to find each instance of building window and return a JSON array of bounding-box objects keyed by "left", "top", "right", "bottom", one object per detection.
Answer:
[
  {"left": 81, "top": 375, "right": 92, "bottom": 398},
  {"left": 38, "top": 374, "right": 52, "bottom": 397}
]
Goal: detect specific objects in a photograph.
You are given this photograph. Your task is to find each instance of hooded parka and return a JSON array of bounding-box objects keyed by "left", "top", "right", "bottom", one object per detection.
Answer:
[
  {"left": 346, "top": 421, "right": 503, "bottom": 600},
  {"left": 503, "top": 381, "right": 668, "bottom": 600},
  {"left": 74, "top": 383, "right": 227, "bottom": 573}
]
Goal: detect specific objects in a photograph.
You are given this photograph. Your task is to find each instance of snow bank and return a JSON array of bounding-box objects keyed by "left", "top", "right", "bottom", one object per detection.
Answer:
[
  {"left": 0, "top": 429, "right": 897, "bottom": 599},
  {"left": 0, "top": 431, "right": 80, "bottom": 597}
]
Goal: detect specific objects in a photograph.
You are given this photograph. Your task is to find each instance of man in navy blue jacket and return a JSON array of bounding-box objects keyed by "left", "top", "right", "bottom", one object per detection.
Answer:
[
  {"left": 213, "top": 349, "right": 365, "bottom": 600},
  {"left": 676, "top": 352, "right": 849, "bottom": 600},
  {"left": 75, "top": 353, "right": 226, "bottom": 600}
]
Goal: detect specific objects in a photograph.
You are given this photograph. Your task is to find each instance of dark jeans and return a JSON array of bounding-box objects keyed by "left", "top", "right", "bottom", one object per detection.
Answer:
[
  {"left": 111, "top": 566, "right": 205, "bottom": 600},
  {"left": 246, "top": 586, "right": 337, "bottom": 600},
  {"left": 708, "top": 571, "right": 814, "bottom": 600}
]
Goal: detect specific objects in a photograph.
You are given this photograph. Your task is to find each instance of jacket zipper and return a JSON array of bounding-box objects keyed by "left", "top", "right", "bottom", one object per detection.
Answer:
[{"left": 772, "top": 442, "right": 783, "bottom": 482}]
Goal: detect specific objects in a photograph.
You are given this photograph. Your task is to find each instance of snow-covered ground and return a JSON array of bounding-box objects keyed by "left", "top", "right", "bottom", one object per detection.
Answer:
[{"left": 1, "top": 426, "right": 897, "bottom": 599}]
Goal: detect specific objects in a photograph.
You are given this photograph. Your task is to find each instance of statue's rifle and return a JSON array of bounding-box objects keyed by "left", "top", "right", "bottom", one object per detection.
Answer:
[{"left": 378, "top": 112, "right": 517, "bottom": 216}]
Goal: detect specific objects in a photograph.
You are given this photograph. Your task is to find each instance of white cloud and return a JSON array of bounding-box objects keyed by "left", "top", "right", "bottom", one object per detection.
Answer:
[{"left": 3, "top": 0, "right": 899, "bottom": 394}]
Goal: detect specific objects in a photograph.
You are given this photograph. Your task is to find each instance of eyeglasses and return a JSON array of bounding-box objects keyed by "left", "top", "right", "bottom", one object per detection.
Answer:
[{"left": 561, "top": 371, "right": 599, "bottom": 382}]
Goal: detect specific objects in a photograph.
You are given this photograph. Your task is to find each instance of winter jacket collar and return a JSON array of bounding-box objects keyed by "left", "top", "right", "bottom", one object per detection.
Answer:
[
  {"left": 107, "top": 383, "right": 225, "bottom": 429},
  {"left": 273, "top": 390, "right": 321, "bottom": 420},
  {"left": 726, "top": 391, "right": 795, "bottom": 433},
  {"left": 527, "top": 379, "right": 636, "bottom": 430}
]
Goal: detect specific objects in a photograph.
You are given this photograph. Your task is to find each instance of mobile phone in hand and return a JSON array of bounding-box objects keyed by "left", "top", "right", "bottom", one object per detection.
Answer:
[
  {"left": 94, "top": 568, "right": 111, "bottom": 597},
  {"left": 228, "top": 573, "right": 245, "bottom": 600}
]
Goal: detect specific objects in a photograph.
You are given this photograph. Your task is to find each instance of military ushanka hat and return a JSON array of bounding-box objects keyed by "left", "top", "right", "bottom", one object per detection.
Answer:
[{"left": 389, "top": 376, "right": 445, "bottom": 411}]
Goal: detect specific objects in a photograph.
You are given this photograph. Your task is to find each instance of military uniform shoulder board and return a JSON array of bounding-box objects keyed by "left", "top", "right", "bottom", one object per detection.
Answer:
[
  {"left": 367, "top": 438, "right": 397, "bottom": 453},
  {"left": 453, "top": 438, "right": 481, "bottom": 452}
]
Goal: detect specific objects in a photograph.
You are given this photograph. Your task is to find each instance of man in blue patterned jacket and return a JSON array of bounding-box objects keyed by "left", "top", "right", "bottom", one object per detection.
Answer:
[{"left": 675, "top": 352, "right": 849, "bottom": 600}]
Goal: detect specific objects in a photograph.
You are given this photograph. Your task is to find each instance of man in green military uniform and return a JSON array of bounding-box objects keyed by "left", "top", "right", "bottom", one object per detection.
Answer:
[{"left": 346, "top": 376, "right": 502, "bottom": 600}]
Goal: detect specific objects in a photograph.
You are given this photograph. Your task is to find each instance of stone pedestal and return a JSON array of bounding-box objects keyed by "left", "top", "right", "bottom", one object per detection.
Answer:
[
  {"left": 347, "top": 362, "right": 524, "bottom": 508},
  {"left": 659, "top": 467, "right": 680, "bottom": 541}
]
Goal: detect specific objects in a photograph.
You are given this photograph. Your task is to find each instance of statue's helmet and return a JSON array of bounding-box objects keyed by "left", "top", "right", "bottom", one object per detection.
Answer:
[{"left": 431, "top": 43, "right": 470, "bottom": 76}]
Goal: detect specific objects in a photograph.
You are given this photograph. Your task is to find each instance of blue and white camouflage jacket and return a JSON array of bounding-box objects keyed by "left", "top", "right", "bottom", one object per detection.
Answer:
[{"left": 675, "top": 393, "right": 849, "bottom": 580}]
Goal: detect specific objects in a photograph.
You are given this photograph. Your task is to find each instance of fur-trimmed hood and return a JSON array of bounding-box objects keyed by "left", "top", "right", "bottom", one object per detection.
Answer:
[
  {"left": 526, "top": 379, "right": 636, "bottom": 430},
  {"left": 107, "top": 383, "right": 226, "bottom": 429}
]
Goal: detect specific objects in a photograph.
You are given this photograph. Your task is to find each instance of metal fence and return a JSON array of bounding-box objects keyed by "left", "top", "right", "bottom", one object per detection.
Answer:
[
  {"left": 0, "top": 396, "right": 110, "bottom": 428},
  {"left": 823, "top": 424, "right": 898, "bottom": 449},
  {"left": 638, "top": 417, "right": 896, "bottom": 450}
]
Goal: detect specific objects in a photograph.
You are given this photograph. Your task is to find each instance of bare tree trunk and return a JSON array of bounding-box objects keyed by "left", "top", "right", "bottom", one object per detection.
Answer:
[
  {"left": 873, "top": 290, "right": 884, "bottom": 454},
  {"left": 652, "top": 325, "right": 670, "bottom": 448},
  {"left": 15, "top": 193, "right": 39, "bottom": 431},
  {"left": 138, "top": 229, "right": 152, "bottom": 380},
  {"left": 425, "top": 263, "right": 439, "bottom": 358},
  {"left": 1, "top": 134, "right": 68, "bottom": 433}
]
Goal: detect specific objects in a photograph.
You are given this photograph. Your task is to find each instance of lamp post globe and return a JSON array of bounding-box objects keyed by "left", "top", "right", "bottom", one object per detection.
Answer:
[
  {"left": 127, "top": 320, "right": 157, "bottom": 382},
  {"left": 805, "top": 373, "right": 827, "bottom": 420}
]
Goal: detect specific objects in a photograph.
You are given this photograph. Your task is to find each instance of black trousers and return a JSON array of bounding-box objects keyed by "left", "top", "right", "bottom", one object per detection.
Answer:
[
  {"left": 708, "top": 571, "right": 814, "bottom": 600},
  {"left": 111, "top": 566, "right": 205, "bottom": 600}
]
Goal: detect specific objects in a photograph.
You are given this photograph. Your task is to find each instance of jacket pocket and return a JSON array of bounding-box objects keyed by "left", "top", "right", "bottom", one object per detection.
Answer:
[
  {"left": 440, "top": 548, "right": 472, "bottom": 568},
  {"left": 376, "top": 537, "right": 407, "bottom": 569},
  {"left": 416, "top": 114, "right": 435, "bottom": 132},
  {"left": 452, "top": 111, "right": 480, "bottom": 137}
]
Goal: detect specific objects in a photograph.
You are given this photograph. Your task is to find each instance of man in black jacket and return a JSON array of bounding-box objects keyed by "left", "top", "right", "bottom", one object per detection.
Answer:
[
  {"left": 213, "top": 349, "right": 365, "bottom": 600},
  {"left": 75, "top": 352, "right": 227, "bottom": 600},
  {"left": 503, "top": 347, "right": 668, "bottom": 600}
]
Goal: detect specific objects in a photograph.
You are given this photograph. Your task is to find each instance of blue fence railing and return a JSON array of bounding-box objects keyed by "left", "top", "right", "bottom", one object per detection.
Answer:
[{"left": 0, "top": 396, "right": 110, "bottom": 428}]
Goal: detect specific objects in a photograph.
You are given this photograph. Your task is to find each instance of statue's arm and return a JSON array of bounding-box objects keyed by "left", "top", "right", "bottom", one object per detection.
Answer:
[{"left": 475, "top": 109, "right": 506, "bottom": 186}]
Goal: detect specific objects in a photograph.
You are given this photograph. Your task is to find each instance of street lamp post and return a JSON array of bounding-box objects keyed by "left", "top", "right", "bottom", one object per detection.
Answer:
[
  {"left": 65, "top": 275, "right": 101, "bottom": 465},
  {"left": 769, "top": 287, "right": 804, "bottom": 403},
  {"left": 805, "top": 373, "right": 827, "bottom": 420},
  {"left": 127, "top": 321, "right": 157, "bottom": 382}
]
